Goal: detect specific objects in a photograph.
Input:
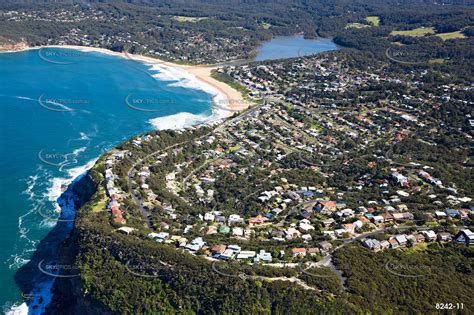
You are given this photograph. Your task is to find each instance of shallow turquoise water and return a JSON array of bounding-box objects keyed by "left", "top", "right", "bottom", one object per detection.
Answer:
[
  {"left": 0, "top": 48, "right": 213, "bottom": 312},
  {"left": 255, "top": 35, "right": 339, "bottom": 61}
]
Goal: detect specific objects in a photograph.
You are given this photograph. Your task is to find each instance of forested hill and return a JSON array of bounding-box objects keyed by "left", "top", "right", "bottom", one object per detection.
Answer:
[{"left": 0, "top": 0, "right": 472, "bottom": 64}]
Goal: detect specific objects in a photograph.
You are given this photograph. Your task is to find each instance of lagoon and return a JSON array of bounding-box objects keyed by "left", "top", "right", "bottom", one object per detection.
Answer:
[{"left": 254, "top": 35, "right": 339, "bottom": 61}]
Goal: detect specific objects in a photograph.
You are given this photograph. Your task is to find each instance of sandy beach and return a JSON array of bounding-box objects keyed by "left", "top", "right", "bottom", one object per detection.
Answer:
[{"left": 1, "top": 44, "right": 250, "bottom": 113}]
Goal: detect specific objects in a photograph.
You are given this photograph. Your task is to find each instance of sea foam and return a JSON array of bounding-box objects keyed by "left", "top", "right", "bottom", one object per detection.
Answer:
[
  {"left": 145, "top": 63, "right": 230, "bottom": 129},
  {"left": 5, "top": 302, "right": 28, "bottom": 315}
]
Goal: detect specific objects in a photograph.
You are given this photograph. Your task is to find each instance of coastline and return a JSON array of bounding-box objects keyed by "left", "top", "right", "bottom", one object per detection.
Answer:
[
  {"left": 1, "top": 45, "right": 250, "bottom": 114},
  {"left": 2, "top": 44, "right": 249, "bottom": 314}
]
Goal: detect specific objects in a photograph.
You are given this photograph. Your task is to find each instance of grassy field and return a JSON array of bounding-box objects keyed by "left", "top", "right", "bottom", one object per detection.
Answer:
[
  {"left": 428, "top": 58, "right": 445, "bottom": 64},
  {"left": 365, "top": 16, "right": 380, "bottom": 27},
  {"left": 435, "top": 30, "right": 466, "bottom": 40},
  {"left": 91, "top": 194, "right": 108, "bottom": 213},
  {"left": 172, "top": 16, "right": 208, "bottom": 23},
  {"left": 390, "top": 27, "right": 435, "bottom": 37},
  {"left": 345, "top": 23, "right": 370, "bottom": 29}
]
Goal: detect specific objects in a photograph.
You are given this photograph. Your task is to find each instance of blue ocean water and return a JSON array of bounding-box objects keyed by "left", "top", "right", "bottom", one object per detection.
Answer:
[
  {"left": 0, "top": 48, "right": 214, "bottom": 313},
  {"left": 255, "top": 35, "right": 339, "bottom": 61}
]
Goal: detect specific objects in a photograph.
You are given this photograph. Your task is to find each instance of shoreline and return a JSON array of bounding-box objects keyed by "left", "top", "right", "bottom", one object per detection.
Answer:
[
  {"left": 2, "top": 45, "right": 249, "bottom": 314},
  {"left": 1, "top": 45, "right": 250, "bottom": 114},
  {"left": 0, "top": 45, "right": 251, "bottom": 314}
]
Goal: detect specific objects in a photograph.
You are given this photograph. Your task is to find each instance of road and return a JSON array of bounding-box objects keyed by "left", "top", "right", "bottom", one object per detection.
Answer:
[{"left": 127, "top": 98, "right": 267, "bottom": 227}]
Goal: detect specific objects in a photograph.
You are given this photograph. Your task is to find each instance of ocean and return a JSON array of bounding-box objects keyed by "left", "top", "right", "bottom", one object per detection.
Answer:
[{"left": 0, "top": 47, "right": 222, "bottom": 314}]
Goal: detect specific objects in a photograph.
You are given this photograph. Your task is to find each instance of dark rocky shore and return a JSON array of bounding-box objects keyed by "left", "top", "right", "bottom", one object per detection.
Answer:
[{"left": 14, "top": 171, "right": 100, "bottom": 314}]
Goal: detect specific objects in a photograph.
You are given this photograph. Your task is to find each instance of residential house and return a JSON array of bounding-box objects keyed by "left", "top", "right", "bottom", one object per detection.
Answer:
[
  {"left": 320, "top": 201, "right": 337, "bottom": 215},
  {"left": 117, "top": 227, "right": 136, "bottom": 235},
  {"left": 394, "top": 234, "right": 408, "bottom": 247},
  {"left": 219, "top": 225, "right": 230, "bottom": 234},
  {"left": 454, "top": 229, "right": 474, "bottom": 246},
  {"left": 220, "top": 249, "right": 236, "bottom": 260},
  {"left": 372, "top": 215, "right": 384, "bottom": 224},
  {"left": 308, "top": 248, "right": 320, "bottom": 256},
  {"left": 380, "top": 240, "right": 390, "bottom": 250},
  {"left": 322, "top": 218, "right": 335, "bottom": 228},
  {"left": 435, "top": 211, "right": 447, "bottom": 219},
  {"left": 206, "top": 225, "right": 218, "bottom": 235},
  {"left": 421, "top": 230, "right": 436, "bottom": 242},
  {"left": 380, "top": 213, "right": 394, "bottom": 223},
  {"left": 255, "top": 250, "right": 272, "bottom": 262},
  {"left": 388, "top": 238, "right": 399, "bottom": 249},
  {"left": 291, "top": 248, "right": 307, "bottom": 257},
  {"left": 444, "top": 209, "right": 459, "bottom": 218},
  {"left": 228, "top": 214, "right": 244, "bottom": 225},
  {"left": 232, "top": 227, "right": 244, "bottom": 237},
  {"left": 319, "top": 241, "right": 333, "bottom": 252},
  {"left": 248, "top": 215, "right": 269, "bottom": 226},
  {"left": 299, "top": 222, "right": 315, "bottom": 232},
  {"left": 285, "top": 227, "right": 302, "bottom": 239},
  {"left": 204, "top": 212, "right": 215, "bottom": 221},
  {"left": 362, "top": 239, "right": 381, "bottom": 251},
  {"left": 185, "top": 237, "right": 206, "bottom": 252},
  {"left": 215, "top": 215, "right": 227, "bottom": 223},
  {"left": 236, "top": 251, "right": 256, "bottom": 260},
  {"left": 158, "top": 222, "right": 170, "bottom": 230},
  {"left": 437, "top": 232, "right": 452, "bottom": 242},
  {"left": 414, "top": 233, "right": 425, "bottom": 243},
  {"left": 149, "top": 232, "right": 169, "bottom": 243},
  {"left": 211, "top": 244, "right": 227, "bottom": 255}
]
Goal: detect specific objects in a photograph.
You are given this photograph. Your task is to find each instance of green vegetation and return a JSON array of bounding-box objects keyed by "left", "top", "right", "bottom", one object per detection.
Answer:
[
  {"left": 365, "top": 16, "right": 379, "bottom": 27},
  {"left": 172, "top": 15, "right": 208, "bottom": 23},
  {"left": 436, "top": 30, "right": 466, "bottom": 40},
  {"left": 7, "top": 1, "right": 471, "bottom": 313},
  {"left": 428, "top": 58, "right": 445, "bottom": 64},
  {"left": 90, "top": 194, "right": 107, "bottom": 213},
  {"left": 390, "top": 27, "right": 435, "bottom": 37},
  {"left": 333, "top": 244, "right": 473, "bottom": 314},
  {"left": 69, "top": 185, "right": 350, "bottom": 314},
  {"left": 345, "top": 23, "right": 370, "bottom": 29}
]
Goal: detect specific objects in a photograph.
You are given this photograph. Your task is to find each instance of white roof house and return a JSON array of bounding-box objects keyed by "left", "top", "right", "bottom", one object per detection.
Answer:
[
  {"left": 236, "top": 251, "right": 256, "bottom": 259},
  {"left": 204, "top": 212, "right": 215, "bottom": 221},
  {"left": 299, "top": 223, "right": 315, "bottom": 232},
  {"left": 185, "top": 237, "right": 206, "bottom": 252},
  {"left": 117, "top": 227, "right": 137, "bottom": 235},
  {"left": 232, "top": 227, "right": 244, "bottom": 236},
  {"left": 421, "top": 230, "right": 436, "bottom": 241},
  {"left": 255, "top": 250, "right": 272, "bottom": 263},
  {"left": 227, "top": 244, "right": 241, "bottom": 253}
]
